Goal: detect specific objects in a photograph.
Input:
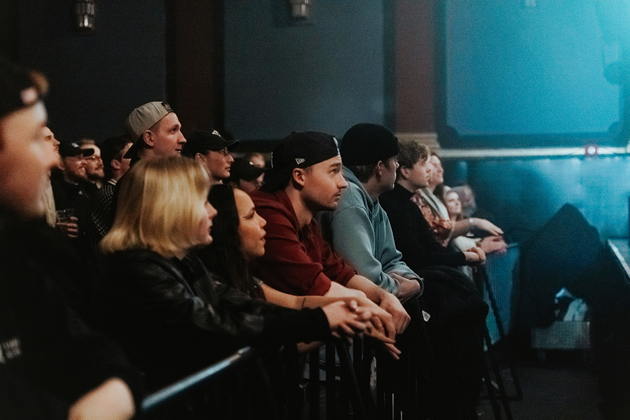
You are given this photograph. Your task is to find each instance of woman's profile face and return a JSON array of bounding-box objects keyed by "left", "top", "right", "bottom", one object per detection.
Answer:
[
  {"left": 233, "top": 188, "right": 267, "bottom": 259},
  {"left": 194, "top": 199, "right": 217, "bottom": 247},
  {"left": 445, "top": 191, "right": 462, "bottom": 218}
]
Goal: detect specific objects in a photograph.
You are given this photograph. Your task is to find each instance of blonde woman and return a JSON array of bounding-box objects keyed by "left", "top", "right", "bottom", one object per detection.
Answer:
[{"left": 94, "top": 157, "right": 374, "bottom": 390}]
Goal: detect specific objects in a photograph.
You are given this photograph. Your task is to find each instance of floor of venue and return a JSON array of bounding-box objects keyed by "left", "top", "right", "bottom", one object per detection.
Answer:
[{"left": 477, "top": 347, "right": 601, "bottom": 420}]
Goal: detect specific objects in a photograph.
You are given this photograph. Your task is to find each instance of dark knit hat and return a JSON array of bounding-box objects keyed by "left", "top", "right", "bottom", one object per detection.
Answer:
[
  {"left": 260, "top": 131, "right": 340, "bottom": 193},
  {"left": 0, "top": 56, "right": 48, "bottom": 121},
  {"left": 340, "top": 123, "right": 399, "bottom": 166}
]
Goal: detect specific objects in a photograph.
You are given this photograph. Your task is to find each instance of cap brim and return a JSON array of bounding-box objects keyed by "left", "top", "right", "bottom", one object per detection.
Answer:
[{"left": 79, "top": 148, "right": 95, "bottom": 157}]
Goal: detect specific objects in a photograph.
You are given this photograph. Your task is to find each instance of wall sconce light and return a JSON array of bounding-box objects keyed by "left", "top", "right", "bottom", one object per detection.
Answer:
[
  {"left": 288, "top": 0, "right": 311, "bottom": 20},
  {"left": 75, "top": 0, "right": 96, "bottom": 31}
]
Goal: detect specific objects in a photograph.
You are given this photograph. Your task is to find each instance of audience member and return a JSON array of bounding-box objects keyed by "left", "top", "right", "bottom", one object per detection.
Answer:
[
  {"left": 182, "top": 128, "right": 239, "bottom": 185},
  {"left": 228, "top": 157, "right": 266, "bottom": 193},
  {"left": 202, "top": 184, "right": 397, "bottom": 353},
  {"left": 95, "top": 157, "right": 373, "bottom": 390},
  {"left": 411, "top": 154, "right": 454, "bottom": 246},
  {"left": 0, "top": 55, "right": 142, "bottom": 420},
  {"left": 123, "top": 101, "right": 186, "bottom": 164},
  {"left": 444, "top": 188, "right": 507, "bottom": 256},
  {"left": 41, "top": 125, "right": 60, "bottom": 227},
  {"left": 419, "top": 154, "right": 503, "bottom": 241},
  {"left": 380, "top": 140, "right": 489, "bottom": 418},
  {"left": 51, "top": 141, "right": 92, "bottom": 242},
  {"left": 245, "top": 151, "right": 266, "bottom": 168},
  {"left": 251, "top": 131, "right": 409, "bottom": 340},
  {"left": 380, "top": 139, "right": 485, "bottom": 274},
  {"left": 320, "top": 123, "right": 422, "bottom": 302},
  {"left": 85, "top": 134, "right": 133, "bottom": 289},
  {"left": 77, "top": 138, "right": 105, "bottom": 191}
]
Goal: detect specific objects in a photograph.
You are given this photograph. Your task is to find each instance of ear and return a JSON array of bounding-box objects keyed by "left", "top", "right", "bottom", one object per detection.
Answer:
[
  {"left": 194, "top": 153, "right": 206, "bottom": 163},
  {"left": 142, "top": 130, "right": 154, "bottom": 148},
  {"left": 110, "top": 159, "right": 120, "bottom": 171},
  {"left": 376, "top": 160, "right": 386, "bottom": 176},
  {"left": 291, "top": 168, "right": 307, "bottom": 188},
  {"left": 399, "top": 165, "right": 411, "bottom": 180}
]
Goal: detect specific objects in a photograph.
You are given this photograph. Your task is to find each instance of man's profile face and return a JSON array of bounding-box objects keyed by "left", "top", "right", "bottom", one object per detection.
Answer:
[
  {"left": 146, "top": 113, "right": 186, "bottom": 157},
  {"left": 0, "top": 102, "right": 59, "bottom": 218},
  {"left": 299, "top": 155, "right": 348, "bottom": 212},
  {"left": 404, "top": 157, "right": 430, "bottom": 190},
  {"left": 380, "top": 155, "right": 399, "bottom": 192}
]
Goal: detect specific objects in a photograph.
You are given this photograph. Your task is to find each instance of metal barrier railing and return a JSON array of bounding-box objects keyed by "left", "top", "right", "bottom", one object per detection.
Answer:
[{"left": 140, "top": 346, "right": 257, "bottom": 418}]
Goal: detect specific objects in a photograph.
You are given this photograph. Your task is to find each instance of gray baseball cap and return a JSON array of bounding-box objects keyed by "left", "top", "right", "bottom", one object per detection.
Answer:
[{"left": 123, "top": 101, "right": 173, "bottom": 159}]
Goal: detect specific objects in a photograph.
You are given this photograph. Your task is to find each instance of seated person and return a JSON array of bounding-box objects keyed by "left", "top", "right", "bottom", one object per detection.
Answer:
[
  {"left": 201, "top": 184, "right": 398, "bottom": 355},
  {"left": 227, "top": 157, "right": 266, "bottom": 194},
  {"left": 0, "top": 55, "right": 142, "bottom": 420},
  {"left": 94, "top": 157, "right": 374, "bottom": 390}
]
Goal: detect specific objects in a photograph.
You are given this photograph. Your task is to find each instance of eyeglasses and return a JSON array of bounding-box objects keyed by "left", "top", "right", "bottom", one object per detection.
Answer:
[{"left": 84, "top": 155, "right": 102, "bottom": 161}]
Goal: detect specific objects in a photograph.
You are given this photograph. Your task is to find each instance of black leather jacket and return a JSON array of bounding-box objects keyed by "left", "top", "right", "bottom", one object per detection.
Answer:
[{"left": 93, "top": 249, "right": 330, "bottom": 389}]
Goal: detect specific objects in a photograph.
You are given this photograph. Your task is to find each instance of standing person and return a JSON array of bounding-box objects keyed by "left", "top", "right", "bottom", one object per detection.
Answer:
[
  {"left": 380, "top": 140, "right": 486, "bottom": 274},
  {"left": 251, "top": 131, "right": 410, "bottom": 339},
  {"left": 380, "top": 140, "right": 489, "bottom": 419},
  {"left": 202, "top": 184, "right": 398, "bottom": 354},
  {"left": 77, "top": 138, "right": 105, "bottom": 191},
  {"left": 85, "top": 134, "right": 133, "bottom": 289},
  {"left": 0, "top": 56, "right": 142, "bottom": 420},
  {"left": 95, "top": 157, "right": 373, "bottom": 391},
  {"left": 123, "top": 101, "right": 186, "bottom": 163},
  {"left": 227, "top": 157, "right": 266, "bottom": 194},
  {"left": 320, "top": 123, "right": 421, "bottom": 302},
  {"left": 418, "top": 154, "right": 502, "bottom": 241},
  {"left": 182, "top": 128, "right": 239, "bottom": 185},
  {"left": 41, "top": 125, "right": 61, "bottom": 228}
]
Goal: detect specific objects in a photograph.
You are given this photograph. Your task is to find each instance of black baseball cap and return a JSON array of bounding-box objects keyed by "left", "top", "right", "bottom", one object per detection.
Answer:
[
  {"left": 182, "top": 129, "right": 239, "bottom": 157},
  {"left": 59, "top": 142, "right": 94, "bottom": 158},
  {"left": 260, "top": 131, "right": 340, "bottom": 193}
]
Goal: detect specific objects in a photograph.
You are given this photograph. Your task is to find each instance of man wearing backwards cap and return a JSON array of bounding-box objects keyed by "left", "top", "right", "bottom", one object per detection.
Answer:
[
  {"left": 123, "top": 101, "right": 186, "bottom": 162},
  {"left": 0, "top": 56, "right": 142, "bottom": 420},
  {"left": 251, "top": 131, "right": 410, "bottom": 342},
  {"left": 319, "top": 123, "right": 422, "bottom": 303},
  {"left": 182, "top": 128, "right": 239, "bottom": 185}
]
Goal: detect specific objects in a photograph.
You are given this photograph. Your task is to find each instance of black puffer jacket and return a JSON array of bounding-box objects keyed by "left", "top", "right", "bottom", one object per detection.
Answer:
[{"left": 93, "top": 249, "right": 330, "bottom": 390}]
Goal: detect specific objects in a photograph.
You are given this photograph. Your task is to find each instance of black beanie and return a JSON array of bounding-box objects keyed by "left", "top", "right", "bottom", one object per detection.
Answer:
[{"left": 340, "top": 123, "right": 399, "bottom": 166}]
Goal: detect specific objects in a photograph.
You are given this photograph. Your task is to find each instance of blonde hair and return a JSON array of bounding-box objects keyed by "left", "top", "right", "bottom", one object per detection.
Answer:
[{"left": 101, "top": 156, "right": 210, "bottom": 257}]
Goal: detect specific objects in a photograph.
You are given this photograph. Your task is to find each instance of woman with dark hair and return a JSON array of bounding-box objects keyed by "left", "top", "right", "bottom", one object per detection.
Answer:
[{"left": 201, "top": 184, "right": 399, "bottom": 356}]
